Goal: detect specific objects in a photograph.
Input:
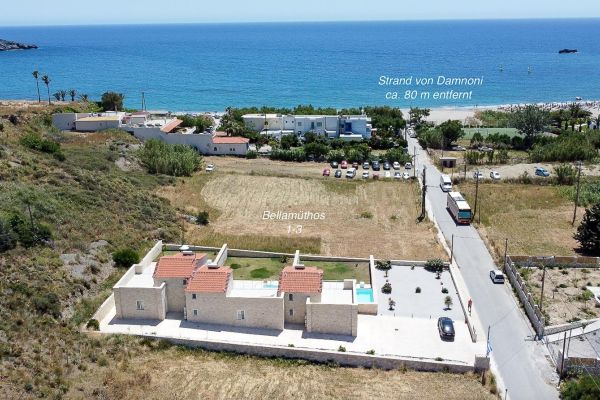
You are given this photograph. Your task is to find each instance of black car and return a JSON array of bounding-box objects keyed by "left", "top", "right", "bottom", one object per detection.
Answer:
[
  {"left": 334, "top": 169, "right": 342, "bottom": 178},
  {"left": 383, "top": 162, "right": 391, "bottom": 170},
  {"left": 330, "top": 161, "right": 339, "bottom": 168},
  {"left": 362, "top": 161, "right": 370, "bottom": 169},
  {"left": 372, "top": 161, "right": 381, "bottom": 171},
  {"left": 437, "top": 317, "right": 455, "bottom": 340}
]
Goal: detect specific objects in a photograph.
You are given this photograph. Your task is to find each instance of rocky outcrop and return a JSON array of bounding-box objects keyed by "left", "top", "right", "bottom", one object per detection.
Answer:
[{"left": 0, "top": 39, "right": 38, "bottom": 51}]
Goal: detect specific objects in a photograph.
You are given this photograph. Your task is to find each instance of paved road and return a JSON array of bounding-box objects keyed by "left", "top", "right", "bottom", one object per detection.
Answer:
[{"left": 409, "top": 137, "right": 559, "bottom": 400}]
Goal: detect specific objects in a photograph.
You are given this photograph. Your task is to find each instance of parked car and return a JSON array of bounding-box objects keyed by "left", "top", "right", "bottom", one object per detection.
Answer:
[
  {"left": 392, "top": 161, "right": 401, "bottom": 170},
  {"left": 334, "top": 170, "right": 342, "bottom": 178},
  {"left": 362, "top": 171, "right": 369, "bottom": 179},
  {"left": 340, "top": 160, "right": 348, "bottom": 169},
  {"left": 490, "top": 171, "right": 501, "bottom": 180},
  {"left": 383, "top": 162, "right": 391, "bottom": 170},
  {"left": 490, "top": 270, "right": 505, "bottom": 284},
  {"left": 372, "top": 173, "right": 380, "bottom": 180},
  {"left": 405, "top": 162, "right": 413, "bottom": 170},
  {"left": 451, "top": 145, "right": 466, "bottom": 151},
  {"left": 352, "top": 161, "right": 359, "bottom": 169},
  {"left": 205, "top": 164, "right": 215, "bottom": 172},
  {"left": 478, "top": 146, "right": 494, "bottom": 152},
  {"left": 362, "top": 161, "right": 370, "bottom": 169},
  {"left": 330, "top": 161, "right": 339, "bottom": 168},
  {"left": 372, "top": 161, "right": 381, "bottom": 171},
  {"left": 323, "top": 168, "right": 330, "bottom": 177},
  {"left": 437, "top": 317, "right": 455, "bottom": 340},
  {"left": 384, "top": 171, "right": 391, "bottom": 178},
  {"left": 394, "top": 171, "right": 402, "bottom": 179},
  {"left": 535, "top": 167, "right": 550, "bottom": 177},
  {"left": 473, "top": 171, "right": 484, "bottom": 180},
  {"left": 402, "top": 172, "right": 410, "bottom": 180},
  {"left": 346, "top": 168, "right": 356, "bottom": 179}
]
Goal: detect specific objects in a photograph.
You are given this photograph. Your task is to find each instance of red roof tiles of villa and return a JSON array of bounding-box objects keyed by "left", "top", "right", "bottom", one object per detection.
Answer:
[
  {"left": 186, "top": 265, "right": 232, "bottom": 293},
  {"left": 277, "top": 266, "right": 323, "bottom": 295},
  {"left": 160, "top": 118, "right": 183, "bottom": 133},
  {"left": 153, "top": 253, "right": 205, "bottom": 279},
  {"left": 212, "top": 136, "right": 250, "bottom": 144}
]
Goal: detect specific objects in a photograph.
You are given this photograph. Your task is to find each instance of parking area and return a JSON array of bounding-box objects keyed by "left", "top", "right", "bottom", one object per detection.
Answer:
[{"left": 372, "top": 265, "right": 465, "bottom": 322}]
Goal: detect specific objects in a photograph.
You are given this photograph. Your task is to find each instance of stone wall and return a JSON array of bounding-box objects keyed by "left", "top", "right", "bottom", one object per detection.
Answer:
[
  {"left": 154, "top": 277, "right": 186, "bottom": 313},
  {"left": 306, "top": 302, "right": 358, "bottom": 336},
  {"left": 185, "top": 292, "right": 284, "bottom": 330},
  {"left": 114, "top": 284, "right": 166, "bottom": 320},
  {"left": 510, "top": 255, "right": 600, "bottom": 268},
  {"left": 284, "top": 293, "right": 311, "bottom": 324}
]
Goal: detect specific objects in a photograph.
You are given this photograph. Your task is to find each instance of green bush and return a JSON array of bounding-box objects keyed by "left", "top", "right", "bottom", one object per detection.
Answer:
[
  {"left": 424, "top": 258, "right": 445, "bottom": 272},
  {"left": 20, "top": 132, "right": 65, "bottom": 160},
  {"left": 32, "top": 292, "right": 61, "bottom": 318},
  {"left": 138, "top": 139, "right": 202, "bottom": 176},
  {"left": 554, "top": 164, "right": 577, "bottom": 185},
  {"left": 381, "top": 282, "right": 392, "bottom": 294},
  {"left": 245, "top": 150, "right": 258, "bottom": 159},
  {"left": 86, "top": 319, "right": 100, "bottom": 331},
  {"left": 530, "top": 133, "right": 598, "bottom": 163},
  {"left": 250, "top": 268, "right": 271, "bottom": 279},
  {"left": 112, "top": 248, "right": 140, "bottom": 268},
  {"left": 196, "top": 211, "right": 209, "bottom": 225},
  {"left": 338, "top": 345, "right": 346, "bottom": 352},
  {"left": 574, "top": 203, "right": 600, "bottom": 255},
  {"left": 269, "top": 148, "right": 306, "bottom": 162},
  {"left": 561, "top": 376, "right": 600, "bottom": 400}
]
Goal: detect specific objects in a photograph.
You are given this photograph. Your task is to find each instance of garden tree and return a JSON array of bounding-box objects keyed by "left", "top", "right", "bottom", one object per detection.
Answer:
[
  {"left": 561, "top": 375, "right": 600, "bottom": 400},
  {"left": 417, "top": 128, "right": 443, "bottom": 149},
  {"left": 568, "top": 102, "right": 592, "bottom": 131},
  {"left": 574, "top": 203, "right": 600, "bottom": 255},
  {"left": 444, "top": 295, "right": 453, "bottom": 310},
  {"left": 59, "top": 90, "right": 67, "bottom": 102},
  {"left": 196, "top": 211, "right": 209, "bottom": 225},
  {"left": 438, "top": 119, "right": 464, "bottom": 147},
  {"left": 425, "top": 258, "right": 445, "bottom": 273},
  {"left": 388, "top": 298, "right": 396, "bottom": 310},
  {"left": 553, "top": 164, "right": 576, "bottom": 185},
  {"left": 375, "top": 260, "right": 392, "bottom": 277},
  {"left": 363, "top": 106, "right": 406, "bottom": 134},
  {"left": 408, "top": 107, "right": 430, "bottom": 127},
  {"left": 68, "top": 89, "right": 77, "bottom": 102},
  {"left": 470, "top": 131, "right": 484, "bottom": 146},
  {"left": 510, "top": 105, "right": 549, "bottom": 147},
  {"left": 41, "top": 75, "right": 51, "bottom": 105},
  {"left": 280, "top": 134, "right": 299, "bottom": 149},
  {"left": 384, "top": 148, "right": 411, "bottom": 164},
  {"left": 112, "top": 248, "right": 140, "bottom": 268},
  {"left": 52, "top": 92, "right": 61, "bottom": 102},
  {"left": 79, "top": 93, "right": 89, "bottom": 102},
  {"left": 32, "top": 70, "right": 41, "bottom": 103},
  {"left": 180, "top": 115, "right": 213, "bottom": 133},
  {"left": 138, "top": 139, "right": 202, "bottom": 176},
  {"left": 101, "top": 91, "right": 125, "bottom": 111},
  {"left": 327, "top": 149, "right": 345, "bottom": 162},
  {"left": 304, "top": 141, "right": 330, "bottom": 159},
  {"left": 381, "top": 282, "right": 392, "bottom": 294}
]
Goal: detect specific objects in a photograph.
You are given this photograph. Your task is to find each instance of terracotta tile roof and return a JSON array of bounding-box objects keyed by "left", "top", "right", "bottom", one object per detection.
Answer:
[
  {"left": 153, "top": 253, "right": 206, "bottom": 279},
  {"left": 211, "top": 136, "right": 250, "bottom": 144},
  {"left": 186, "top": 265, "right": 232, "bottom": 293},
  {"left": 277, "top": 266, "right": 323, "bottom": 295},
  {"left": 160, "top": 118, "right": 183, "bottom": 133}
]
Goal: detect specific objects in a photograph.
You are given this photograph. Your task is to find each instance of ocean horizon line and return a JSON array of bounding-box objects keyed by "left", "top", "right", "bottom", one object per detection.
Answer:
[{"left": 2, "top": 16, "right": 600, "bottom": 29}]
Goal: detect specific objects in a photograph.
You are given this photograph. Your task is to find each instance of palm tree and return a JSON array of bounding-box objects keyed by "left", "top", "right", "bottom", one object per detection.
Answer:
[
  {"left": 41, "top": 75, "right": 51, "bottom": 105},
  {"left": 79, "top": 94, "right": 89, "bottom": 102},
  {"left": 59, "top": 90, "right": 67, "bottom": 102},
  {"left": 68, "top": 89, "right": 77, "bottom": 102},
  {"left": 53, "top": 92, "right": 61, "bottom": 102},
  {"left": 32, "top": 70, "right": 41, "bottom": 103}
]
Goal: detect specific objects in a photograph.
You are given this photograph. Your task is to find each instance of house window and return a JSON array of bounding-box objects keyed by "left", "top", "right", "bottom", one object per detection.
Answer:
[
  {"left": 193, "top": 309, "right": 198, "bottom": 316},
  {"left": 289, "top": 309, "right": 294, "bottom": 316},
  {"left": 236, "top": 310, "right": 245, "bottom": 320},
  {"left": 183, "top": 279, "right": 188, "bottom": 285},
  {"left": 192, "top": 293, "right": 196, "bottom": 300},
  {"left": 136, "top": 300, "right": 144, "bottom": 310},
  {"left": 316, "top": 122, "right": 322, "bottom": 127},
  {"left": 214, "top": 147, "right": 217, "bottom": 151},
  {"left": 297, "top": 122, "right": 302, "bottom": 127},
  {"left": 288, "top": 293, "right": 294, "bottom": 301}
]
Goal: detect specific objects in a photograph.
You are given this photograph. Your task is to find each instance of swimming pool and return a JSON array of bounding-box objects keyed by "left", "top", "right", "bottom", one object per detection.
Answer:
[{"left": 356, "top": 288, "right": 374, "bottom": 303}]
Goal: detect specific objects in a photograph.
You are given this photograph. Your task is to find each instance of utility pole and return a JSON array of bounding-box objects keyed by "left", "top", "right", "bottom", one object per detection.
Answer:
[
  {"left": 413, "top": 146, "right": 417, "bottom": 178},
  {"left": 486, "top": 325, "right": 491, "bottom": 357},
  {"left": 558, "top": 331, "right": 568, "bottom": 386},
  {"left": 463, "top": 163, "right": 467, "bottom": 180},
  {"left": 503, "top": 238, "right": 508, "bottom": 269},
  {"left": 180, "top": 218, "right": 185, "bottom": 245},
  {"left": 572, "top": 161, "right": 582, "bottom": 226},
  {"left": 473, "top": 170, "right": 480, "bottom": 220},
  {"left": 450, "top": 234, "right": 454, "bottom": 264},
  {"left": 420, "top": 166, "right": 427, "bottom": 219},
  {"left": 540, "top": 264, "right": 547, "bottom": 311}
]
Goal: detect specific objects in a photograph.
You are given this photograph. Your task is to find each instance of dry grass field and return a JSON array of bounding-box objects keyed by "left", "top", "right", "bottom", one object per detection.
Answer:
[
  {"left": 158, "top": 169, "right": 444, "bottom": 260},
  {"left": 456, "top": 182, "right": 580, "bottom": 257},
  {"left": 71, "top": 342, "right": 498, "bottom": 400},
  {"left": 519, "top": 266, "right": 600, "bottom": 325}
]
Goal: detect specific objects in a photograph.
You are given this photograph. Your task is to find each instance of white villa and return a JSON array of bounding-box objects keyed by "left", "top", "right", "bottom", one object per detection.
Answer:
[
  {"left": 111, "top": 242, "right": 375, "bottom": 336},
  {"left": 52, "top": 112, "right": 250, "bottom": 156},
  {"left": 242, "top": 113, "right": 372, "bottom": 141}
]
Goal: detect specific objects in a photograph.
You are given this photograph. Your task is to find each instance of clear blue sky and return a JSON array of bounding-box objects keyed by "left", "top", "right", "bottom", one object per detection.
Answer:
[{"left": 2, "top": 0, "right": 600, "bottom": 26}]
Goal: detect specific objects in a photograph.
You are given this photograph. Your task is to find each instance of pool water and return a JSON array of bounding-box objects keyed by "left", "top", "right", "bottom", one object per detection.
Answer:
[{"left": 356, "top": 288, "right": 374, "bottom": 303}]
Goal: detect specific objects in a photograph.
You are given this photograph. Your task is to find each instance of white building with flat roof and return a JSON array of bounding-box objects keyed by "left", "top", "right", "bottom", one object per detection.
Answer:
[{"left": 242, "top": 114, "right": 372, "bottom": 140}]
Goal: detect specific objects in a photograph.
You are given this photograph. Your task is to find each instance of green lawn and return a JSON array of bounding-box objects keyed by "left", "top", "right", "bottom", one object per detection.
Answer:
[{"left": 226, "top": 257, "right": 370, "bottom": 282}]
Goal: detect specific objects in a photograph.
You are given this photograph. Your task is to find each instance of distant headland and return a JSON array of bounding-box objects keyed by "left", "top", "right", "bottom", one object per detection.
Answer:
[{"left": 0, "top": 39, "right": 38, "bottom": 51}]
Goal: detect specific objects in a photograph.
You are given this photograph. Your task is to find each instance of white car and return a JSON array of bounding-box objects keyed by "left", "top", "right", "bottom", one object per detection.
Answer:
[
  {"left": 490, "top": 270, "right": 505, "bottom": 284},
  {"left": 205, "top": 164, "right": 215, "bottom": 172},
  {"left": 490, "top": 171, "right": 501, "bottom": 180},
  {"left": 362, "top": 171, "right": 369, "bottom": 179},
  {"left": 473, "top": 171, "right": 484, "bottom": 180},
  {"left": 393, "top": 171, "right": 402, "bottom": 179},
  {"left": 392, "top": 161, "right": 401, "bottom": 170},
  {"left": 384, "top": 171, "right": 391, "bottom": 178},
  {"left": 402, "top": 172, "right": 410, "bottom": 180}
]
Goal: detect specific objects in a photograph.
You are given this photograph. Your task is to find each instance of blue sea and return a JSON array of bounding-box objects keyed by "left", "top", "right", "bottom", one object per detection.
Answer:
[{"left": 1, "top": 19, "right": 600, "bottom": 111}]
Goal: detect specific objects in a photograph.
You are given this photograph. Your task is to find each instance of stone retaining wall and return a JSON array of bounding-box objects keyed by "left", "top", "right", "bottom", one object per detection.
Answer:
[{"left": 505, "top": 256, "right": 545, "bottom": 338}]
